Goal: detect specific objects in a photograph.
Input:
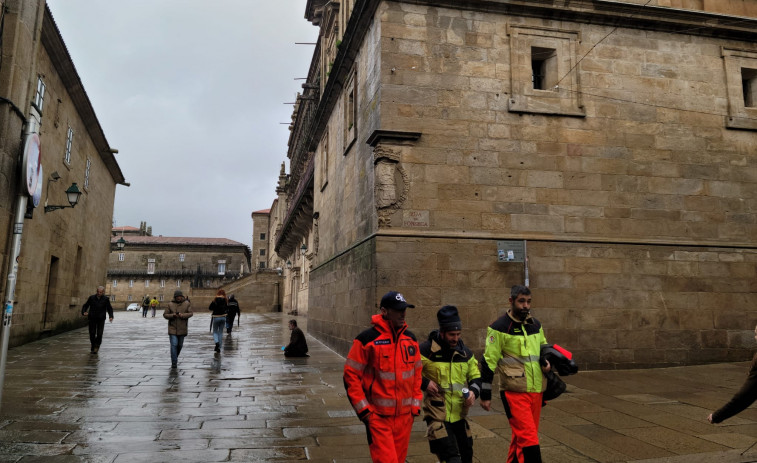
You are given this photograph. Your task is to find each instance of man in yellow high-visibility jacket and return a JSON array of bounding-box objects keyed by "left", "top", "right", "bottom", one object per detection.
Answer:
[
  {"left": 480, "top": 285, "right": 551, "bottom": 463},
  {"left": 420, "top": 305, "right": 481, "bottom": 463}
]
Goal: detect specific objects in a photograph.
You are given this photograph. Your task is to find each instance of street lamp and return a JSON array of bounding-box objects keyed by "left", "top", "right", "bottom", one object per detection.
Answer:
[
  {"left": 300, "top": 243, "right": 307, "bottom": 255},
  {"left": 44, "top": 183, "right": 82, "bottom": 213},
  {"left": 116, "top": 237, "right": 126, "bottom": 250},
  {"left": 286, "top": 260, "right": 292, "bottom": 269}
]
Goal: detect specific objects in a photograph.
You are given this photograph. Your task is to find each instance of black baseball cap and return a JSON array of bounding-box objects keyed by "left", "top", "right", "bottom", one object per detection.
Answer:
[{"left": 380, "top": 291, "right": 415, "bottom": 311}]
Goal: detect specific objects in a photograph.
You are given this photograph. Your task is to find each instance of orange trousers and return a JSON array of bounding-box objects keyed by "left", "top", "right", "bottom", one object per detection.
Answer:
[
  {"left": 363, "top": 413, "right": 415, "bottom": 463},
  {"left": 502, "top": 391, "right": 543, "bottom": 463}
]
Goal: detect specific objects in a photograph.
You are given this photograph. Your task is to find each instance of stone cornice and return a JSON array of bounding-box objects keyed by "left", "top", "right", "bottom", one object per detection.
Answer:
[{"left": 42, "top": 6, "right": 126, "bottom": 185}]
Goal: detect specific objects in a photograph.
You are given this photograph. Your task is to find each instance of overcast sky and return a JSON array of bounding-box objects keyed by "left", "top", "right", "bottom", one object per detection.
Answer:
[{"left": 45, "top": 1, "right": 319, "bottom": 246}]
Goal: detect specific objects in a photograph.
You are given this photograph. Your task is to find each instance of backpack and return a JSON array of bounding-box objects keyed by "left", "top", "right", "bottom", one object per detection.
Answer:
[{"left": 143, "top": 297, "right": 151, "bottom": 307}]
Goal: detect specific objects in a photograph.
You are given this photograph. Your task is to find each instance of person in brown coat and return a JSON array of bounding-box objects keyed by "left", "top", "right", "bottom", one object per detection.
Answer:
[
  {"left": 708, "top": 325, "right": 757, "bottom": 424},
  {"left": 163, "top": 290, "right": 193, "bottom": 369}
]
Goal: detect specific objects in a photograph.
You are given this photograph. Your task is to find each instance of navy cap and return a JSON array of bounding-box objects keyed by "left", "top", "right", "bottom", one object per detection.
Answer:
[{"left": 380, "top": 291, "right": 415, "bottom": 310}]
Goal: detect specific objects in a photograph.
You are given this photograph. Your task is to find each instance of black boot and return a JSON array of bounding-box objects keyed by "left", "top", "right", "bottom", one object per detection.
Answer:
[
  {"left": 214, "top": 342, "right": 220, "bottom": 352},
  {"left": 522, "top": 445, "right": 542, "bottom": 463}
]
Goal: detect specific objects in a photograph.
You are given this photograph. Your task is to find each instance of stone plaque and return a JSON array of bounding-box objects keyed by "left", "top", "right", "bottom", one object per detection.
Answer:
[{"left": 403, "top": 210, "right": 429, "bottom": 228}]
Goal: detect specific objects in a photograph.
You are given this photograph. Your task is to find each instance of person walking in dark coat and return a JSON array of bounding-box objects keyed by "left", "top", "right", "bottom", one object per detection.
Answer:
[
  {"left": 208, "top": 289, "right": 228, "bottom": 352},
  {"left": 709, "top": 325, "right": 757, "bottom": 424},
  {"left": 226, "top": 295, "right": 240, "bottom": 334},
  {"left": 284, "top": 319, "right": 309, "bottom": 357},
  {"left": 81, "top": 286, "right": 114, "bottom": 354}
]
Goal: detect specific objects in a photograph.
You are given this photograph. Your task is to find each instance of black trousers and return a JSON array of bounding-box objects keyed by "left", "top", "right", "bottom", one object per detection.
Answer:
[
  {"left": 428, "top": 419, "right": 473, "bottom": 463},
  {"left": 88, "top": 318, "right": 106, "bottom": 347}
]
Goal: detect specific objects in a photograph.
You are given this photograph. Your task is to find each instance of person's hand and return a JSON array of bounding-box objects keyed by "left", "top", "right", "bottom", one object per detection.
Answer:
[
  {"left": 426, "top": 380, "right": 440, "bottom": 397},
  {"left": 109, "top": 317, "right": 113, "bottom": 323},
  {"left": 480, "top": 399, "right": 491, "bottom": 411},
  {"left": 465, "top": 393, "right": 476, "bottom": 407},
  {"left": 82, "top": 312, "right": 88, "bottom": 317},
  {"left": 541, "top": 359, "right": 551, "bottom": 373},
  {"left": 707, "top": 413, "right": 713, "bottom": 423}
]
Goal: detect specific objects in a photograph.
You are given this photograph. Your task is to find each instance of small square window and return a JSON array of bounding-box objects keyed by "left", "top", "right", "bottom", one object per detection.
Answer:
[
  {"left": 118, "top": 252, "right": 125, "bottom": 262},
  {"left": 110, "top": 295, "right": 115, "bottom": 301},
  {"left": 259, "top": 249, "right": 266, "bottom": 256},
  {"left": 159, "top": 295, "right": 164, "bottom": 302},
  {"left": 259, "top": 262, "right": 266, "bottom": 269},
  {"left": 259, "top": 233, "right": 266, "bottom": 240},
  {"left": 127, "top": 295, "right": 133, "bottom": 301},
  {"left": 531, "top": 47, "right": 557, "bottom": 90}
]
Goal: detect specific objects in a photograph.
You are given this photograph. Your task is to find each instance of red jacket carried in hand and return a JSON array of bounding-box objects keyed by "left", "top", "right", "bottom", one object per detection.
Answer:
[{"left": 344, "top": 314, "right": 423, "bottom": 419}]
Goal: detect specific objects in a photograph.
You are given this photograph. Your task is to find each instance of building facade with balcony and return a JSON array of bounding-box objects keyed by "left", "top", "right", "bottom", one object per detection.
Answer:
[
  {"left": 107, "top": 232, "right": 251, "bottom": 309},
  {"left": 274, "top": 0, "right": 757, "bottom": 369}
]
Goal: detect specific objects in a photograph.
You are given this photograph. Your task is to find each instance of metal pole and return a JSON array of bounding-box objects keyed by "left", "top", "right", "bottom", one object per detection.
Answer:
[
  {"left": 0, "top": 192, "right": 28, "bottom": 409},
  {"left": 523, "top": 240, "right": 529, "bottom": 287},
  {"left": 0, "top": 118, "right": 36, "bottom": 410}
]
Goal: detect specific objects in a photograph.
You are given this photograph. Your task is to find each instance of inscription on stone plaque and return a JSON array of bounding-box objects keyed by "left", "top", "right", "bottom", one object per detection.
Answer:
[{"left": 403, "top": 210, "right": 429, "bottom": 228}]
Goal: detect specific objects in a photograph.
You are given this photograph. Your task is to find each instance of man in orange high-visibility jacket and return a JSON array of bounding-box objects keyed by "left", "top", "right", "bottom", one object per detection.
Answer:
[{"left": 344, "top": 291, "right": 423, "bottom": 463}]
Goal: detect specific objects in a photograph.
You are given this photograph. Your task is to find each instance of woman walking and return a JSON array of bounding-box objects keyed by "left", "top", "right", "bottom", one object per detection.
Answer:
[
  {"left": 163, "top": 290, "right": 192, "bottom": 368},
  {"left": 209, "top": 289, "right": 228, "bottom": 352}
]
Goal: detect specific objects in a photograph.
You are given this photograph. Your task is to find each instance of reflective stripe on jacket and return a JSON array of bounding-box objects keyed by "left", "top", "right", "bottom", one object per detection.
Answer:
[
  {"left": 420, "top": 330, "right": 481, "bottom": 423},
  {"left": 343, "top": 314, "right": 423, "bottom": 418},
  {"left": 481, "top": 312, "right": 547, "bottom": 399}
]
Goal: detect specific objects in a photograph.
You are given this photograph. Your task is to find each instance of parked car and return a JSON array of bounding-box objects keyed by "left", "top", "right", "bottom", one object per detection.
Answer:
[{"left": 126, "top": 303, "right": 141, "bottom": 311}]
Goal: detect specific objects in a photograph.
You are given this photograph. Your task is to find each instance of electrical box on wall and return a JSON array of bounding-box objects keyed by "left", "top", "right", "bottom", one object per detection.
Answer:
[{"left": 497, "top": 240, "right": 526, "bottom": 262}]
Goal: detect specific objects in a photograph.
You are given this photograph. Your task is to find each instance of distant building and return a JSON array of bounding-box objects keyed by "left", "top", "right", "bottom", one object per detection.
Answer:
[
  {"left": 107, "top": 228, "right": 251, "bottom": 308},
  {"left": 251, "top": 209, "right": 271, "bottom": 270},
  {"left": 274, "top": 0, "right": 757, "bottom": 369},
  {"left": 0, "top": 3, "right": 125, "bottom": 346}
]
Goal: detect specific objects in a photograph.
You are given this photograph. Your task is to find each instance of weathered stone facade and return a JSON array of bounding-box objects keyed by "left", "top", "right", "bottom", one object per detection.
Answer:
[
  {"left": 106, "top": 233, "right": 250, "bottom": 309},
  {"left": 251, "top": 209, "right": 270, "bottom": 270},
  {"left": 276, "top": 0, "right": 757, "bottom": 369},
  {"left": 0, "top": 2, "right": 125, "bottom": 347}
]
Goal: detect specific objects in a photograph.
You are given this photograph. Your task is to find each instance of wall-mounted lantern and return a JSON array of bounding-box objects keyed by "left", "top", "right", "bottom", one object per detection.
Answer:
[
  {"left": 300, "top": 243, "right": 307, "bottom": 255},
  {"left": 115, "top": 237, "right": 126, "bottom": 251},
  {"left": 286, "top": 260, "right": 292, "bottom": 269},
  {"left": 44, "top": 183, "right": 82, "bottom": 213}
]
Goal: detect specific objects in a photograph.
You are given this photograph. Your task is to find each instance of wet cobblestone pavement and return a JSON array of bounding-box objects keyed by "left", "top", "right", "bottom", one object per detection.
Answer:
[{"left": 1, "top": 311, "right": 757, "bottom": 462}]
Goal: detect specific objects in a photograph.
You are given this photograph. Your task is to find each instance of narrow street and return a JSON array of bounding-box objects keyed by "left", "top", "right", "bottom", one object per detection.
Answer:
[{"left": 0, "top": 311, "right": 756, "bottom": 462}]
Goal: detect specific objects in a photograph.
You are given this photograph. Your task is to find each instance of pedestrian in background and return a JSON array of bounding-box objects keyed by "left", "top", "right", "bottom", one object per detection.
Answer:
[
  {"left": 149, "top": 296, "right": 159, "bottom": 317},
  {"left": 208, "top": 289, "right": 228, "bottom": 352},
  {"left": 284, "top": 319, "right": 308, "bottom": 357},
  {"left": 343, "top": 291, "right": 422, "bottom": 463},
  {"left": 163, "top": 290, "right": 192, "bottom": 369},
  {"left": 81, "top": 285, "right": 114, "bottom": 354},
  {"left": 420, "top": 305, "right": 481, "bottom": 463},
  {"left": 480, "top": 285, "right": 550, "bottom": 463},
  {"left": 708, "top": 324, "right": 757, "bottom": 424},
  {"left": 141, "top": 294, "right": 150, "bottom": 318},
  {"left": 226, "top": 294, "right": 240, "bottom": 334}
]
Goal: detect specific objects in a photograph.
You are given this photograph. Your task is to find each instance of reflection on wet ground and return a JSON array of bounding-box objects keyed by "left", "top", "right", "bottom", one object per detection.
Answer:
[{"left": 1, "top": 311, "right": 757, "bottom": 462}]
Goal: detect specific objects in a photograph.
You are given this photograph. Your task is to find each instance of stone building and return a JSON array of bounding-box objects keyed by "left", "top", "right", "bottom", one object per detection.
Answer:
[
  {"left": 0, "top": 2, "right": 125, "bottom": 347},
  {"left": 106, "top": 230, "right": 251, "bottom": 309},
  {"left": 251, "top": 209, "right": 271, "bottom": 270},
  {"left": 274, "top": 0, "right": 757, "bottom": 369}
]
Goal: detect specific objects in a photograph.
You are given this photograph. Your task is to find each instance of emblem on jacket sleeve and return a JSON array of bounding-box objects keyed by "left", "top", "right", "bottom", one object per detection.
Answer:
[{"left": 488, "top": 335, "right": 495, "bottom": 344}]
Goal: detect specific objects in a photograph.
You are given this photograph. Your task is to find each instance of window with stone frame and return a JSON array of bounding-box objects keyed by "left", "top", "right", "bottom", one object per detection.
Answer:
[
  {"left": 319, "top": 0, "right": 340, "bottom": 94},
  {"left": 127, "top": 295, "right": 133, "bottom": 301},
  {"left": 118, "top": 252, "right": 124, "bottom": 261},
  {"left": 147, "top": 259, "right": 155, "bottom": 275},
  {"left": 259, "top": 233, "right": 266, "bottom": 240},
  {"left": 259, "top": 262, "right": 266, "bottom": 269},
  {"left": 159, "top": 295, "right": 164, "bottom": 302},
  {"left": 160, "top": 280, "right": 165, "bottom": 288},
  {"left": 218, "top": 260, "right": 226, "bottom": 275},
  {"left": 33, "top": 76, "right": 46, "bottom": 113},
  {"left": 344, "top": 71, "right": 357, "bottom": 153},
  {"left": 84, "top": 158, "right": 91, "bottom": 189},
  {"left": 320, "top": 130, "right": 329, "bottom": 191},
  {"left": 145, "top": 279, "right": 150, "bottom": 287},
  {"left": 64, "top": 126, "right": 74, "bottom": 164},
  {"left": 110, "top": 295, "right": 115, "bottom": 301},
  {"left": 177, "top": 280, "right": 181, "bottom": 287},
  {"left": 179, "top": 253, "right": 185, "bottom": 262},
  {"left": 507, "top": 25, "right": 584, "bottom": 117},
  {"left": 129, "top": 279, "right": 134, "bottom": 287},
  {"left": 723, "top": 48, "right": 757, "bottom": 131},
  {"left": 259, "top": 249, "right": 265, "bottom": 256},
  {"left": 112, "top": 279, "right": 117, "bottom": 288}
]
